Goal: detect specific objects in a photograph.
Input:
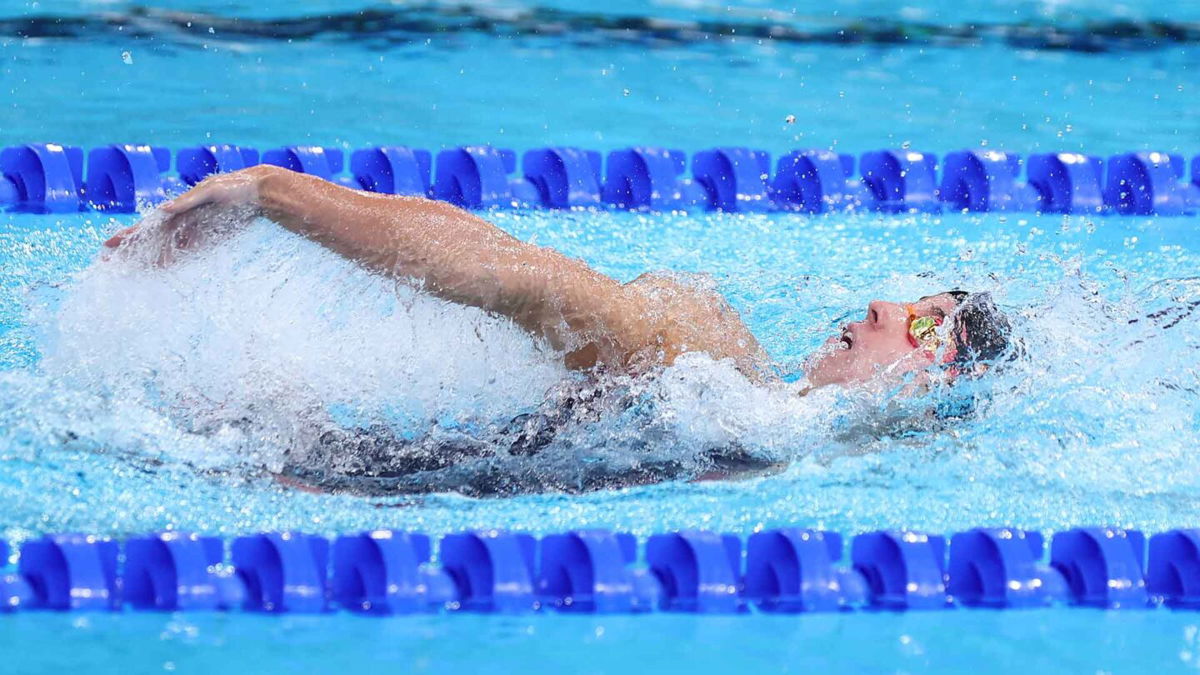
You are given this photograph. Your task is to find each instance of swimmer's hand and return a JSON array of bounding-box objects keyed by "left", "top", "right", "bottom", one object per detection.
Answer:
[{"left": 102, "top": 166, "right": 272, "bottom": 263}]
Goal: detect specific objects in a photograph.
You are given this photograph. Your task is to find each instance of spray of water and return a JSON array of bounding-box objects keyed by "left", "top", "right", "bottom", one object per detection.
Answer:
[
  {"left": 21, "top": 211, "right": 856, "bottom": 497},
  {"left": 3, "top": 208, "right": 1200, "bottom": 536}
]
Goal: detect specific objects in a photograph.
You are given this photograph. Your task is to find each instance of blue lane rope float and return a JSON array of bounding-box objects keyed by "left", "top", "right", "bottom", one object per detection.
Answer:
[
  {"left": 1025, "top": 152, "right": 1107, "bottom": 214},
  {"left": 523, "top": 147, "right": 603, "bottom": 210},
  {"left": 3, "top": 143, "right": 1198, "bottom": 216},
  {"left": 3, "top": 527, "right": 1200, "bottom": 615},
  {"left": 350, "top": 146, "right": 432, "bottom": 197},
  {"left": 433, "top": 145, "right": 541, "bottom": 209},
  {"left": 84, "top": 144, "right": 183, "bottom": 212},
  {"left": 771, "top": 149, "right": 867, "bottom": 213},
  {"left": 331, "top": 530, "right": 455, "bottom": 614},
  {"left": 0, "top": 143, "right": 86, "bottom": 214},
  {"left": 177, "top": 145, "right": 260, "bottom": 187},
  {"left": 123, "top": 532, "right": 242, "bottom": 611},
  {"left": 859, "top": 149, "right": 941, "bottom": 213},
  {"left": 646, "top": 531, "right": 745, "bottom": 613}
]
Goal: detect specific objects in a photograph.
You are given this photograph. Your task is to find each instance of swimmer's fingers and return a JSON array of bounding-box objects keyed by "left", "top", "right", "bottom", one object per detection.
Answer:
[
  {"left": 101, "top": 205, "right": 212, "bottom": 265},
  {"left": 103, "top": 225, "right": 139, "bottom": 249},
  {"left": 152, "top": 204, "right": 222, "bottom": 264},
  {"left": 101, "top": 183, "right": 218, "bottom": 252},
  {"left": 102, "top": 168, "right": 265, "bottom": 263}
]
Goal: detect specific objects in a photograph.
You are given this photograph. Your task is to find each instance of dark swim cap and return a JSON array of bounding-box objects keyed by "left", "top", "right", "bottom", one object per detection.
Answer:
[
  {"left": 925, "top": 291, "right": 1012, "bottom": 419},
  {"left": 936, "top": 290, "right": 1014, "bottom": 368}
]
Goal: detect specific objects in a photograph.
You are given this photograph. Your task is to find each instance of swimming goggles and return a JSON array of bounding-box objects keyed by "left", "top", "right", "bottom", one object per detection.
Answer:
[{"left": 906, "top": 305, "right": 943, "bottom": 352}]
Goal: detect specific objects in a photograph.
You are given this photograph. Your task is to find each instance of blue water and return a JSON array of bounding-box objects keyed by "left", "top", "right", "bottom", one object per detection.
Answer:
[
  {"left": 9, "top": 609, "right": 1200, "bottom": 673},
  {"left": 3, "top": 1, "right": 1200, "bottom": 673}
]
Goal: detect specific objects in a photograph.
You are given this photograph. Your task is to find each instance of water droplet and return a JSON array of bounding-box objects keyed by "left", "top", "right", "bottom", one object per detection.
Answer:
[
  {"left": 784, "top": 114, "right": 796, "bottom": 124},
  {"left": 622, "top": 88, "right": 631, "bottom": 97},
  {"left": 121, "top": 51, "right": 133, "bottom": 65}
]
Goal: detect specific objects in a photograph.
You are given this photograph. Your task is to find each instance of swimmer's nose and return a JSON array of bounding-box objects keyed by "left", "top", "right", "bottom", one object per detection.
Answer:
[{"left": 867, "top": 300, "right": 907, "bottom": 329}]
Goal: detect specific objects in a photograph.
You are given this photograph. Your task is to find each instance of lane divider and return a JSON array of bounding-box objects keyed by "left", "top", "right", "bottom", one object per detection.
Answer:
[
  {"left": 0, "top": 527, "right": 1194, "bottom": 614},
  {"left": 1, "top": 143, "right": 1198, "bottom": 216}
]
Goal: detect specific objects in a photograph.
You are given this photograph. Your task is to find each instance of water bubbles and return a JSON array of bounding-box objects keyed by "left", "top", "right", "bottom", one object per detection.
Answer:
[
  {"left": 622, "top": 88, "right": 631, "bottom": 97},
  {"left": 784, "top": 114, "right": 796, "bottom": 124},
  {"left": 120, "top": 51, "right": 133, "bottom": 65}
]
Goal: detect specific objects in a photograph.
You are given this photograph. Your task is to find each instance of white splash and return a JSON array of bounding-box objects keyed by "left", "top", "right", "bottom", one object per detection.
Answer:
[{"left": 36, "top": 217, "right": 570, "bottom": 472}]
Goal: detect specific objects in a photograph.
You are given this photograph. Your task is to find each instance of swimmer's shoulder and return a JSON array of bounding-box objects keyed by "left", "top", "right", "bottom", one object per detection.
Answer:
[
  {"left": 623, "top": 272, "right": 769, "bottom": 377},
  {"left": 623, "top": 271, "right": 729, "bottom": 314}
]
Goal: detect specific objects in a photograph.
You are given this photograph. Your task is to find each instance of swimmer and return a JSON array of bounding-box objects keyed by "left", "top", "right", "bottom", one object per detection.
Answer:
[
  {"left": 103, "top": 165, "right": 1014, "bottom": 495},
  {"left": 104, "top": 164, "right": 1013, "bottom": 391}
]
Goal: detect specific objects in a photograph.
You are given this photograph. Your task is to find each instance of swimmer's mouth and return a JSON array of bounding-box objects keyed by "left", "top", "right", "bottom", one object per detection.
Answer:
[{"left": 840, "top": 328, "right": 853, "bottom": 350}]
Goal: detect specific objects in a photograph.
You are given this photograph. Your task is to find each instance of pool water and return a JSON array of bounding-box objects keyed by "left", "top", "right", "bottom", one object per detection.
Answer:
[{"left": 2, "top": 1, "right": 1200, "bottom": 673}]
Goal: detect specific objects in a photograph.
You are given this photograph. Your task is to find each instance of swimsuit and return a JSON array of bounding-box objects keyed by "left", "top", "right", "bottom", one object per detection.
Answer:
[{"left": 278, "top": 379, "right": 778, "bottom": 497}]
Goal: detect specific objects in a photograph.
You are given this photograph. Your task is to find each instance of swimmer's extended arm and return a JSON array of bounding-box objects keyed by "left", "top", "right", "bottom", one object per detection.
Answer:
[{"left": 106, "top": 165, "right": 651, "bottom": 369}]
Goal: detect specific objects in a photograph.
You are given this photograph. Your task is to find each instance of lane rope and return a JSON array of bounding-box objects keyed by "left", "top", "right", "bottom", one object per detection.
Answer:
[
  {"left": 0, "top": 526, "right": 1190, "bottom": 614},
  {"left": 1, "top": 143, "right": 1196, "bottom": 216}
]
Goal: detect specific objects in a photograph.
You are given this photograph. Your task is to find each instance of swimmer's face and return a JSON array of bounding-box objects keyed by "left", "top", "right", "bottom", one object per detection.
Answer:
[{"left": 804, "top": 293, "right": 961, "bottom": 389}]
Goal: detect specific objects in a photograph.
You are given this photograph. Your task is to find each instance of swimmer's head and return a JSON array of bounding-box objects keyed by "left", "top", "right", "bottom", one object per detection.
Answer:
[{"left": 804, "top": 290, "right": 1013, "bottom": 390}]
